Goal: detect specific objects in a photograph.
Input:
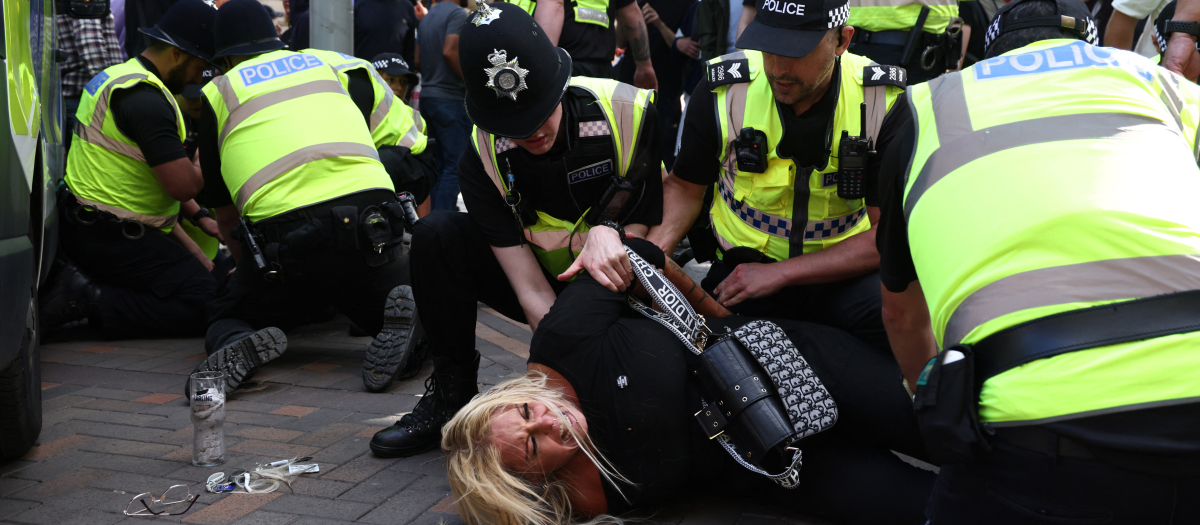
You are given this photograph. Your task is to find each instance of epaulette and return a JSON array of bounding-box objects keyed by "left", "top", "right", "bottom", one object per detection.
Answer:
[
  {"left": 863, "top": 65, "right": 907, "bottom": 89},
  {"left": 707, "top": 57, "right": 751, "bottom": 88}
]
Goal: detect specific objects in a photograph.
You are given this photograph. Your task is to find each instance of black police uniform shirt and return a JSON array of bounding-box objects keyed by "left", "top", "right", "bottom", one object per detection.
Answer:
[
  {"left": 559, "top": 0, "right": 635, "bottom": 63},
  {"left": 102, "top": 55, "right": 190, "bottom": 168},
  {"left": 874, "top": 101, "right": 1200, "bottom": 476},
  {"left": 457, "top": 85, "right": 665, "bottom": 249},
  {"left": 672, "top": 60, "right": 898, "bottom": 208}
]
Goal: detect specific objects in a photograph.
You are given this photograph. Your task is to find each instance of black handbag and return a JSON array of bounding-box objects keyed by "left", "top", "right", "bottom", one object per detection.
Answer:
[{"left": 624, "top": 247, "right": 838, "bottom": 488}]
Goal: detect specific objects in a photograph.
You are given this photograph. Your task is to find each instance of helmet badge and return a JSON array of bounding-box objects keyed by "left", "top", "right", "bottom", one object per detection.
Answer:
[{"left": 484, "top": 49, "right": 529, "bottom": 101}]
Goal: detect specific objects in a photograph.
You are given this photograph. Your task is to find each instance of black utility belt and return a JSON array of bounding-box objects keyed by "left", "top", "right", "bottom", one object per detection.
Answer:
[
  {"left": 850, "top": 21, "right": 963, "bottom": 71},
  {"left": 58, "top": 185, "right": 159, "bottom": 240},
  {"left": 912, "top": 288, "right": 1200, "bottom": 465}
]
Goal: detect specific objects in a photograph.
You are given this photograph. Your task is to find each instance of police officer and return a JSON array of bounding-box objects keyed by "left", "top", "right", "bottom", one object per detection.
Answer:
[
  {"left": 190, "top": 0, "right": 419, "bottom": 394},
  {"left": 506, "top": 0, "right": 658, "bottom": 89},
  {"left": 41, "top": 0, "right": 220, "bottom": 338},
  {"left": 845, "top": 0, "right": 965, "bottom": 83},
  {"left": 648, "top": 0, "right": 906, "bottom": 351},
  {"left": 369, "top": 2, "right": 664, "bottom": 458},
  {"left": 877, "top": 0, "right": 1200, "bottom": 520}
]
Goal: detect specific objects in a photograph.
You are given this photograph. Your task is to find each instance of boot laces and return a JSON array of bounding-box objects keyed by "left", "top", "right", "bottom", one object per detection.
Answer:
[{"left": 398, "top": 375, "right": 443, "bottom": 430}]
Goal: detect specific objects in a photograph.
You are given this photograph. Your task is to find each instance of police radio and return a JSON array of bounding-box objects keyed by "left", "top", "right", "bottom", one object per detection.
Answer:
[
  {"left": 837, "top": 103, "right": 874, "bottom": 200},
  {"left": 734, "top": 128, "right": 769, "bottom": 173}
]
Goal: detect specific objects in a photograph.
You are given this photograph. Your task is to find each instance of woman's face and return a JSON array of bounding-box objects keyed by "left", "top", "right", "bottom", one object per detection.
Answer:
[{"left": 490, "top": 401, "right": 587, "bottom": 480}]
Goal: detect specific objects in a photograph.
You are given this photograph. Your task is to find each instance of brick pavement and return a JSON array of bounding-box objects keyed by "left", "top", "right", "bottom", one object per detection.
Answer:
[{"left": 0, "top": 305, "right": 834, "bottom": 525}]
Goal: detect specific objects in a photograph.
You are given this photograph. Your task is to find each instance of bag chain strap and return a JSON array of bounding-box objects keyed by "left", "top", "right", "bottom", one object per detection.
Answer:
[{"left": 623, "top": 246, "right": 713, "bottom": 354}]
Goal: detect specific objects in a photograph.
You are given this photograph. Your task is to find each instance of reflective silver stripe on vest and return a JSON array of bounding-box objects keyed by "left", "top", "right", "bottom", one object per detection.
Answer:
[
  {"left": 74, "top": 119, "right": 146, "bottom": 161},
  {"left": 212, "top": 75, "right": 243, "bottom": 113},
  {"left": 74, "top": 195, "right": 178, "bottom": 228},
  {"left": 943, "top": 254, "right": 1200, "bottom": 347},
  {"left": 412, "top": 106, "right": 425, "bottom": 133},
  {"left": 575, "top": 7, "right": 609, "bottom": 25},
  {"left": 219, "top": 79, "right": 347, "bottom": 147},
  {"left": 235, "top": 142, "right": 381, "bottom": 211},
  {"left": 89, "top": 73, "right": 148, "bottom": 127},
  {"left": 398, "top": 122, "right": 421, "bottom": 149},
  {"left": 904, "top": 75, "right": 1181, "bottom": 220},
  {"left": 370, "top": 73, "right": 395, "bottom": 133}
]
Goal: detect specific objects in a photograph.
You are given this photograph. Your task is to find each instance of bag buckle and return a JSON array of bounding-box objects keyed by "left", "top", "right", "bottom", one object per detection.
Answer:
[{"left": 692, "top": 318, "right": 713, "bottom": 351}]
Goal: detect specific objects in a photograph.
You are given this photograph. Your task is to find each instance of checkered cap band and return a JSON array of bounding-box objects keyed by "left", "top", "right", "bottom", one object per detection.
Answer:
[
  {"left": 984, "top": 4, "right": 1098, "bottom": 52},
  {"left": 578, "top": 120, "right": 612, "bottom": 138},
  {"left": 495, "top": 137, "right": 517, "bottom": 154},
  {"left": 828, "top": 4, "right": 849, "bottom": 28}
]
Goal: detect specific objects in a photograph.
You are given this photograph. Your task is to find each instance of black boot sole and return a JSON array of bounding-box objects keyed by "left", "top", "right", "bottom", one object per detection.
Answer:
[
  {"left": 191, "top": 327, "right": 287, "bottom": 395},
  {"left": 368, "top": 435, "right": 441, "bottom": 458},
  {"left": 362, "top": 285, "right": 418, "bottom": 393}
]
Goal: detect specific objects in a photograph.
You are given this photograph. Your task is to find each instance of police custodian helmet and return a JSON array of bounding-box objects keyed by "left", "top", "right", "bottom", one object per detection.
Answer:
[{"left": 459, "top": 1, "right": 573, "bottom": 139}]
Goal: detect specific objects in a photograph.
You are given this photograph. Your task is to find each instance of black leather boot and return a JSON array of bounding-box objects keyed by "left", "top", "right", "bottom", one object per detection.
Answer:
[
  {"left": 369, "top": 353, "right": 480, "bottom": 458},
  {"left": 40, "top": 264, "right": 101, "bottom": 333}
]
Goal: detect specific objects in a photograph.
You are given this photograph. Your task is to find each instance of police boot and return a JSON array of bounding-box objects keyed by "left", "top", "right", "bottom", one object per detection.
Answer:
[
  {"left": 39, "top": 264, "right": 102, "bottom": 333},
  {"left": 369, "top": 353, "right": 480, "bottom": 458},
  {"left": 363, "top": 285, "right": 422, "bottom": 392},
  {"left": 189, "top": 327, "right": 287, "bottom": 396}
]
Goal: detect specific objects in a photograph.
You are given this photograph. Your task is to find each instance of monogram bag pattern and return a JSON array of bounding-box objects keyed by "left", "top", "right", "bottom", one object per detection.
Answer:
[{"left": 734, "top": 321, "right": 838, "bottom": 440}]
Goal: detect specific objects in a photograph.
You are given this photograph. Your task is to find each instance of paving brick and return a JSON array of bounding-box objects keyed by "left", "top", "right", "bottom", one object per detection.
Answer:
[
  {"left": 184, "top": 353, "right": 208, "bottom": 362},
  {"left": 142, "top": 409, "right": 198, "bottom": 431},
  {"left": 7, "top": 450, "right": 108, "bottom": 481},
  {"left": 290, "top": 423, "right": 364, "bottom": 448},
  {"left": 0, "top": 460, "right": 35, "bottom": 477},
  {"left": 80, "top": 346, "right": 119, "bottom": 353},
  {"left": 149, "top": 360, "right": 207, "bottom": 375},
  {"left": 353, "top": 426, "right": 384, "bottom": 439},
  {"left": 408, "top": 511, "right": 467, "bottom": 525},
  {"left": 41, "top": 394, "right": 93, "bottom": 412},
  {"left": 300, "top": 363, "right": 340, "bottom": 372},
  {"left": 70, "top": 387, "right": 152, "bottom": 401},
  {"left": 226, "top": 412, "right": 296, "bottom": 427},
  {"left": 70, "top": 408, "right": 166, "bottom": 426},
  {"left": 288, "top": 477, "right": 355, "bottom": 499},
  {"left": 406, "top": 473, "right": 451, "bottom": 493},
  {"left": 76, "top": 398, "right": 156, "bottom": 413},
  {"left": 229, "top": 510, "right": 298, "bottom": 525},
  {"left": 228, "top": 440, "right": 321, "bottom": 460},
  {"left": 268, "top": 406, "right": 318, "bottom": 418},
  {"left": 93, "top": 355, "right": 151, "bottom": 370},
  {"left": 0, "top": 498, "right": 38, "bottom": 521},
  {"left": 78, "top": 438, "right": 180, "bottom": 459},
  {"left": 136, "top": 393, "right": 186, "bottom": 405},
  {"left": 223, "top": 401, "right": 286, "bottom": 414},
  {"left": 309, "top": 437, "right": 370, "bottom": 466},
  {"left": 7, "top": 467, "right": 113, "bottom": 501},
  {"left": 356, "top": 488, "right": 445, "bottom": 525},
  {"left": 275, "top": 409, "right": 354, "bottom": 432},
  {"left": 22, "top": 434, "right": 93, "bottom": 461},
  {"left": 40, "top": 382, "right": 61, "bottom": 390},
  {"left": 0, "top": 478, "right": 37, "bottom": 497},
  {"left": 428, "top": 495, "right": 456, "bottom": 514},
  {"left": 88, "top": 472, "right": 192, "bottom": 493},
  {"left": 159, "top": 445, "right": 194, "bottom": 462},
  {"left": 40, "top": 383, "right": 91, "bottom": 400},
  {"left": 334, "top": 467, "right": 418, "bottom": 504},
  {"left": 224, "top": 425, "right": 305, "bottom": 443},
  {"left": 390, "top": 451, "right": 447, "bottom": 477},
  {"left": 84, "top": 453, "right": 186, "bottom": 477},
  {"left": 182, "top": 493, "right": 282, "bottom": 525},
  {"left": 9, "top": 503, "right": 123, "bottom": 525},
  {"left": 289, "top": 518, "right": 353, "bottom": 525},
  {"left": 259, "top": 494, "right": 373, "bottom": 521},
  {"left": 318, "top": 454, "right": 395, "bottom": 483}
]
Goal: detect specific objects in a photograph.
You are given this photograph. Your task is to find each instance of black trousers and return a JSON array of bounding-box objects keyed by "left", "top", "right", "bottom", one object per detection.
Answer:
[
  {"left": 702, "top": 261, "right": 889, "bottom": 352},
  {"left": 411, "top": 211, "right": 566, "bottom": 369},
  {"left": 926, "top": 440, "right": 1200, "bottom": 524},
  {"left": 59, "top": 211, "right": 217, "bottom": 337},
  {"left": 848, "top": 42, "right": 946, "bottom": 85},
  {"left": 204, "top": 191, "right": 409, "bottom": 353}
]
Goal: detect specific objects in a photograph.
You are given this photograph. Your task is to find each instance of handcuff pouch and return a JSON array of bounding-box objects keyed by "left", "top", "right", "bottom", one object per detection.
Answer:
[
  {"left": 330, "top": 206, "right": 359, "bottom": 252},
  {"left": 912, "top": 344, "right": 992, "bottom": 464}
]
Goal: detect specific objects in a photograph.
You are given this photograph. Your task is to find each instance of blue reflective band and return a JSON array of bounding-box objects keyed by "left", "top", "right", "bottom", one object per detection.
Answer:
[
  {"left": 85, "top": 71, "right": 110, "bottom": 96},
  {"left": 973, "top": 41, "right": 1154, "bottom": 82},
  {"left": 240, "top": 54, "right": 324, "bottom": 86}
]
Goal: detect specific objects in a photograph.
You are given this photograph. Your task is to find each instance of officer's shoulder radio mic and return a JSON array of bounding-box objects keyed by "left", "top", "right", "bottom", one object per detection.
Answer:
[{"left": 837, "top": 102, "right": 874, "bottom": 200}]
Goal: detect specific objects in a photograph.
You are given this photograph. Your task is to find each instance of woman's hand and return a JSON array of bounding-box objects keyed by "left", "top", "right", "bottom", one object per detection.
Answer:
[
  {"left": 198, "top": 217, "right": 224, "bottom": 243},
  {"left": 557, "top": 226, "right": 632, "bottom": 292}
]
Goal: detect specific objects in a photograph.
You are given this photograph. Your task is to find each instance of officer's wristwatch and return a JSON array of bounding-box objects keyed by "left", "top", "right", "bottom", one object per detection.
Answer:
[
  {"left": 1165, "top": 20, "right": 1200, "bottom": 39},
  {"left": 189, "top": 207, "right": 211, "bottom": 226},
  {"left": 596, "top": 220, "right": 626, "bottom": 241}
]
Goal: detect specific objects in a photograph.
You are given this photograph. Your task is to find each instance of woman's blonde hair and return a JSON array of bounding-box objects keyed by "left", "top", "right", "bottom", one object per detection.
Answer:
[{"left": 442, "top": 371, "right": 630, "bottom": 525}]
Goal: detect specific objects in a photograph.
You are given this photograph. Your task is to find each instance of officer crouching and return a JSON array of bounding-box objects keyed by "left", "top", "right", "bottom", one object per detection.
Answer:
[
  {"left": 649, "top": 0, "right": 907, "bottom": 352},
  {"left": 189, "top": 0, "right": 423, "bottom": 395}
]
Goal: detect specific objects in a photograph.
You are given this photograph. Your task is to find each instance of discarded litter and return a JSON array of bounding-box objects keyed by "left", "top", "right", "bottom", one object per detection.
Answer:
[
  {"left": 205, "top": 456, "right": 320, "bottom": 494},
  {"left": 190, "top": 371, "right": 227, "bottom": 467}
]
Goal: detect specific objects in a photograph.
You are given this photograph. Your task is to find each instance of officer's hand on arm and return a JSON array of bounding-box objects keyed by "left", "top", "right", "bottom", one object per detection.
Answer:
[
  {"left": 153, "top": 157, "right": 205, "bottom": 202},
  {"left": 647, "top": 170, "right": 708, "bottom": 256},
  {"left": 558, "top": 225, "right": 634, "bottom": 293},
  {"left": 616, "top": 1, "right": 658, "bottom": 90},
  {"left": 493, "top": 244, "right": 559, "bottom": 331},
  {"left": 167, "top": 224, "right": 215, "bottom": 271},
  {"left": 880, "top": 280, "right": 937, "bottom": 390},
  {"left": 712, "top": 262, "right": 790, "bottom": 307},
  {"left": 215, "top": 205, "right": 242, "bottom": 262}
]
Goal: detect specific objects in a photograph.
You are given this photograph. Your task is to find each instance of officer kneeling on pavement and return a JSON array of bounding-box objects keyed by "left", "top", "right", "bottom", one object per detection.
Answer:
[
  {"left": 647, "top": 0, "right": 906, "bottom": 352},
  {"left": 188, "top": 0, "right": 426, "bottom": 395},
  {"left": 876, "top": 0, "right": 1200, "bottom": 521},
  {"left": 42, "top": 0, "right": 220, "bottom": 339},
  {"left": 369, "top": 1, "right": 665, "bottom": 458}
]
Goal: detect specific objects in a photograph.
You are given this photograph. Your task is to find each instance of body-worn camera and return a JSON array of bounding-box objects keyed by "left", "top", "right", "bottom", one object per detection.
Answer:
[
  {"left": 837, "top": 103, "right": 874, "bottom": 200},
  {"left": 734, "top": 128, "right": 769, "bottom": 173}
]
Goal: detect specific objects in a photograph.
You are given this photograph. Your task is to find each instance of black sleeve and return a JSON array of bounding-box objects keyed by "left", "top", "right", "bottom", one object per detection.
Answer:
[
  {"left": 345, "top": 68, "right": 375, "bottom": 126},
  {"left": 671, "top": 82, "right": 723, "bottom": 185},
  {"left": 874, "top": 97, "right": 919, "bottom": 293},
  {"left": 109, "top": 85, "right": 188, "bottom": 167},
  {"left": 378, "top": 144, "right": 439, "bottom": 203},
  {"left": 458, "top": 149, "right": 526, "bottom": 248},
  {"left": 622, "top": 100, "right": 664, "bottom": 228},
  {"left": 865, "top": 91, "right": 908, "bottom": 208},
  {"left": 196, "top": 97, "right": 233, "bottom": 208}
]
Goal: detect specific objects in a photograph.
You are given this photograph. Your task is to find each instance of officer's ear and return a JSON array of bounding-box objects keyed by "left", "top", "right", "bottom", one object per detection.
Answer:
[{"left": 835, "top": 25, "right": 854, "bottom": 56}]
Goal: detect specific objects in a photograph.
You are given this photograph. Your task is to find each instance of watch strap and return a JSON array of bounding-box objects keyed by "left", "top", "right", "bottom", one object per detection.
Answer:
[{"left": 1166, "top": 20, "right": 1200, "bottom": 38}]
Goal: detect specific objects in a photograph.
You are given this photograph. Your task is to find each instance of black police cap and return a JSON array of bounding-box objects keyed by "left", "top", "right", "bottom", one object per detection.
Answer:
[
  {"left": 459, "top": 1, "right": 572, "bottom": 139},
  {"left": 139, "top": 0, "right": 218, "bottom": 63},
  {"left": 213, "top": 0, "right": 287, "bottom": 59},
  {"left": 737, "top": 0, "right": 850, "bottom": 58},
  {"left": 984, "top": 0, "right": 1098, "bottom": 55}
]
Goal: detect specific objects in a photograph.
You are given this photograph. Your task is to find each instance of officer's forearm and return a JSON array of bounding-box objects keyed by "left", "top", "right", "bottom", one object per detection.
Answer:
[
  {"left": 492, "top": 244, "right": 558, "bottom": 332},
  {"left": 881, "top": 281, "right": 938, "bottom": 389},
  {"left": 215, "top": 205, "right": 242, "bottom": 262},
  {"left": 1178, "top": 0, "right": 1200, "bottom": 22},
  {"left": 534, "top": 0, "right": 565, "bottom": 46},
  {"left": 1104, "top": 10, "right": 1138, "bottom": 51},
  {"left": 647, "top": 171, "right": 706, "bottom": 255},
  {"left": 775, "top": 207, "right": 882, "bottom": 286},
  {"left": 617, "top": 2, "right": 652, "bottom": 64}
]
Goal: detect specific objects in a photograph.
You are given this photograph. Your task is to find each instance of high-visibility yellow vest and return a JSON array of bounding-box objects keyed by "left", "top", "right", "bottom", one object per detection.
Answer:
[
  {"left": 905, "top": 39, "right": 1200, "bottom": 425},
  {"left": 707, "top": 50, "right": 902, "bottom": 262},
  {"left": 848, "top": 0, "right": 959, "bottom": 34},
  {"left": 508, "top": 0, "right": 612, "bottom": 28},
  {"left": 66, "top": 58, "right": 187, "bottom": 233},
  {"left": 201, "top": 50, "right": 394, "bottom": 222},
  {"left": 181, "top": 211, "right": 220, "bottom": 260},
  {"left": 302, "top": 49, "right": 428, "bottom": 155},
  {"left": 470, "top": 77, "right": 655, "bottom": 275}
]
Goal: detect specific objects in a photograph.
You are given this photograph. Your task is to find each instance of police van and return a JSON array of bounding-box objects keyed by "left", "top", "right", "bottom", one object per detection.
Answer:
[{"left": 0, "top": 0, "right": 108, "bottom": 459}]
